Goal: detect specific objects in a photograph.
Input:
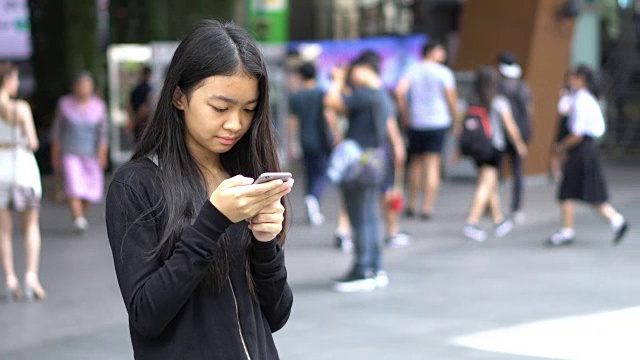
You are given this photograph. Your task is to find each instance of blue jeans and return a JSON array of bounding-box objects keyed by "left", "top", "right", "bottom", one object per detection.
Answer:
[
  {"left": 303, "top": 152, "right": 328, "bottom": 200},
  {"left": 342, "top": 186, "right": 383, "bottom": 273}
]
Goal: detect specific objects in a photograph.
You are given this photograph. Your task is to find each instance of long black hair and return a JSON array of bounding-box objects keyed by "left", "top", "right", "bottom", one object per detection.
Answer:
[
  {"left": 132, "top": 20, "right": 284, "bottom": 294},
  {"left": 571, "top": 64, "right": 600, "bottom": 98},
  {"left": 474, "top": 66, "right": 499, "bottom": 111}
]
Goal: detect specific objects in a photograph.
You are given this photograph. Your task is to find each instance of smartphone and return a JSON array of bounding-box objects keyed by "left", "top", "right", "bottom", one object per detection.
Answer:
[{"left": 253, "top": 172, "right": 293, "bottom": 184}]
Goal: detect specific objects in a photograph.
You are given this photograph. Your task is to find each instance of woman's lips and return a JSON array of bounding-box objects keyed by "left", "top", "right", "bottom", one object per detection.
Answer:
[{"left": 217, "top": 136, "right": 236, "bottom": 145}]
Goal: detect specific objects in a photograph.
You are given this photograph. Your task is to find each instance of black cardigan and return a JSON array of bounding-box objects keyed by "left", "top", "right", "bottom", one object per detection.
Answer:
[{"left": 105, "top": 159, "right": 293, "bottom": 359}]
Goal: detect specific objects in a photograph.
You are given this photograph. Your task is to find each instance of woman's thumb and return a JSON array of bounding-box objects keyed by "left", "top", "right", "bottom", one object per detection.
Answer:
[{"left": 222, "top": 175, "right": 255, "bottom": 188}]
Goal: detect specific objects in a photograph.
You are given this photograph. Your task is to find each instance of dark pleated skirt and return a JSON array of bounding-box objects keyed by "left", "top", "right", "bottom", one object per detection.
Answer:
[{"left": 558, "top": 137, "right": 609, "bottom": 203}]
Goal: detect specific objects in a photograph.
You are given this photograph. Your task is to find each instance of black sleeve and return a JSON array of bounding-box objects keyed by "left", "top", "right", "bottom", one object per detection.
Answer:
[
  {"left": 105, "top": 179, "right": 232, "bottom": 339},
  {"left": 249, "top": 237, "right": 293, "bottom": 333}
]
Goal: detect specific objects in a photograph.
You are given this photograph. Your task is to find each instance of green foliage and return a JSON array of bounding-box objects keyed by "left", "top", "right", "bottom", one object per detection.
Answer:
[
  {"left": 29, "top": 0, "right": 101, "bottom": 128},
  {"left": 109, "top": 0, "right": 236, "bottom": 43}
]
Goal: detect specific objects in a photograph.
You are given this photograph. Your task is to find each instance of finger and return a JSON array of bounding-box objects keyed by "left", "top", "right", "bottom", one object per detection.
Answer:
[
  {"left": 221, "top": 175, "right": 254, "bottom": 189},
  {"left": 250, "top": 212, "right": 284, "bottom": 226},
  {"left": 248, "top": 222, "right": 283, "bottom": 234},
  {"left": 258, "top": 188, "right": 292, "bottom": 209},
  {"left": 242, "top": 179, "right": 286, "bottom": 197},
  {"left": 253, "top": 201, "right": 285, "bottom": 218},
  {"left": 249, "top": 179, "right": 294, "bottom": 200}
]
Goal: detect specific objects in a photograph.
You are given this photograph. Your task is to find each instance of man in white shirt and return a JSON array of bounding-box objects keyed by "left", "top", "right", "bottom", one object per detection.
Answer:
[{"left": 395, "top": 42, "right": 459, "bottom": 219}]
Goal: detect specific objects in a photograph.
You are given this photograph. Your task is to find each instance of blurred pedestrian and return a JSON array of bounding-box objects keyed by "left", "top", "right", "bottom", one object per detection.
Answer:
[
  {"left": 325, "top": 55, "right": 392, "bottom": 292},
  {"left": 462, "top": 67, "right": 527, "bottom": 242},
  {"left": 288, "top": 63, "right": 337, "bottom": 225},
  {"left": 395, "top": 41, "right": 459, "bottom": 220},
  {"left": 548, "top": 65, "right": 629, "bottom": 246},
  {"left": 358, "top": 51, "right": 410, "bottom": 248},
  {"left": 51, "top": 72, "right": 108, "bottom": 232},
  {"left": 127, "top": 65, "right": 153, "bottom": 144},
  {"left": 497, "top": 52, "right": 533, "bottom": 223},
  {"left": 106, "top": 20, "right": 293, "bottom": 359},
  {"left": 0, "top": 62, "right": 46, "bottom": 301}
]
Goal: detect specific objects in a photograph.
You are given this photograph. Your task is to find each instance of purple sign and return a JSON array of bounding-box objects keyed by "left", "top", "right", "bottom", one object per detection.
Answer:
[{"left": 289, "top": 34, "right": 428, "bottom": 90}]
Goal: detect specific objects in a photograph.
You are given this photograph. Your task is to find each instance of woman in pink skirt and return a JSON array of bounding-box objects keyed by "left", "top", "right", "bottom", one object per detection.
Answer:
[{"left": 51, "top": 72, "right": 108, "bottom": 232}]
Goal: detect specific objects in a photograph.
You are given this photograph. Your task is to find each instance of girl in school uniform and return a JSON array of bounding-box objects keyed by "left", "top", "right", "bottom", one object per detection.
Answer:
[{"left": 549, "top": 65, "right": 629, "bottom": 245}]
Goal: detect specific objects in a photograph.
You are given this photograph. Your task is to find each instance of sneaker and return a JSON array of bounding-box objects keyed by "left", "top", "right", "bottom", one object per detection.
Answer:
[
  {"left": 464, "top": 224, "right": 487, "bottom": 242},
  {"left": 304, "top": 195, "right": 325, "bottom": 226},
  {"left": 334, "top": 232, "right": 353, "bottom": 253},
  {"left": 513, "top": 211, "right": 526, "bottom": 224},
  {"left": 333, "top": 269, "right": 377, "bottom": 293},
  {"left": 495, "top": 219, "right": 514, "bottom": 238},
  {"left": 404, "top": 208, "right": 415, "bottom": 218},
  {"left": 375, "top": 270, "right": 389, "bottom": 288},
  {"left": 74, "top": 217, "right": 88, "bottom": 233},
  {"left": 309, "top": 212, "right": 325, "bottom": 226},
  {"left": 613, "top": 221, "right": 629, "bottom": 245},
  {"left": 386, "top": 232, "right": 411, "bottom": 248},
  {"left": 547, "top": 230, "right": 575, "bottom": 246}
]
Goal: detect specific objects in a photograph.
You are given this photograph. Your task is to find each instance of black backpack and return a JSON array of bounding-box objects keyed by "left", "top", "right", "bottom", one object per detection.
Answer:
[{"left": 459, "top": 106, "right": 494, "bottom": 161}]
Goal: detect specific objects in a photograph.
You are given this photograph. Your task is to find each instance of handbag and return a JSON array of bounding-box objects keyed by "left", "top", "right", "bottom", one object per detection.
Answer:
[{"left": 327, "top": 92, "right": 387, "bottom": 188}]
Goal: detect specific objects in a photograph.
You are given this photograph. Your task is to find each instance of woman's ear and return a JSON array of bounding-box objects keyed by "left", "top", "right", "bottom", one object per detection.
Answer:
[{"left": 172, "top": 86, "right": 186, "bottom": 110}]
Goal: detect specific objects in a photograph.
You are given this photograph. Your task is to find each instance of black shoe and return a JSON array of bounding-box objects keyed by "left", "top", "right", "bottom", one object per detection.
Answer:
[
  {"left": 419, "top": 213, "right": 432, "bottom": 221},
  {"left": 333, "top": 269, "right": 377, "bottom": 293},
  {"left": 404, "top": 208, "right": 415, "bottom": 218},
  {"left": 613, "top": 221, "right": 629, "bottom": 245}
]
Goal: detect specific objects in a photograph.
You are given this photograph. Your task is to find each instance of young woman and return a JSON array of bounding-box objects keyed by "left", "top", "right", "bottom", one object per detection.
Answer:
[
  {"left": 105, "top": 21, "right": 294, "bottom": 359},
  {"left": 549, "top": 65, "right": 629, "bottom": 245},
  {"left": 0, "top": 62, "right": 47, "bottom": 301},
  {"left": 463, "top": 67, "right": 527, "bottom": 242},
  {"left": 51, "top": 72, "right": 108, "bottom": 232}
]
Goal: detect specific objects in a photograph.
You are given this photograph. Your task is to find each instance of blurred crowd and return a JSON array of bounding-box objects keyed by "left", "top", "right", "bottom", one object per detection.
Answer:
[
  {"left": 284, "top": 41, "right": 629, "bottom": 292},
  {"left": 0, "top": 36, "right": 630, "bottom": 300}
]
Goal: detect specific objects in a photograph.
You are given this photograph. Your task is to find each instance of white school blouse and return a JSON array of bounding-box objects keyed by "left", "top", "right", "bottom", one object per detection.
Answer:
[{"left": 569, "top": 89, "right": 605, "bottom": 138}]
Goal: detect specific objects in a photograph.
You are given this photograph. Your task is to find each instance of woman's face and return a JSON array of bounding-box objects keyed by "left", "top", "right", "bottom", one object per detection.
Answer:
[
  {"left": 175, "top": 72, "right": 258, "bottom": 157},
  {"left": 569, "top": 73, "right": 585, "bottom": 91},
  {"left": 74, "top": 76, "right": 94, "bottom": 99},
  {"left": 2, "top": 70, "right": 19, "bottom": 97}
]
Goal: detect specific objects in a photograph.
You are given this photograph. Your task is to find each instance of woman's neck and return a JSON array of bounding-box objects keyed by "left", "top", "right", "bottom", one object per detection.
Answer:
[{"left": 187, "top": 141, "right": 227, "bottom": 189}]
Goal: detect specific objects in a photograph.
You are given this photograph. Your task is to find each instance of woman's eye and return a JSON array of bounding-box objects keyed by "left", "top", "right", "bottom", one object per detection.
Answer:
[
  {"left": 244, "top": 108, "right": 256, "bottom": 113},
  {"left": 212, "top": 106, "right": 227, "bottom": 113}
]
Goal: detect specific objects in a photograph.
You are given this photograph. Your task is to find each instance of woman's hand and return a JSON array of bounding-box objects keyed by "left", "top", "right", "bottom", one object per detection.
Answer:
[
  {"left": 553, "top": 142, "right": 565, "bottom": 155},
  {"left": 209, "top": 176, "right": 294, "bottom": 223},
  {"left": 249, "top": 201, "right": 286, "bottom": 242}
]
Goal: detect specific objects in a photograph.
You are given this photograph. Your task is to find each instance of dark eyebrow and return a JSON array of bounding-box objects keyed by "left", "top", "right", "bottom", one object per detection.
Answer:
[{"left": 209, "top": 95, "right": 258, "bottom": 105}]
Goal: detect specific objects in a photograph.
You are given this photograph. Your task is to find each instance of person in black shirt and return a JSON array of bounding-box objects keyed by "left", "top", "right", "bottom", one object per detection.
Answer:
[
  {"left": 288, "top": 63, "right": 337, "bottom": 226},
  {"left": 496, "top": 52, "right": 533, "bottom": 224},
  {"left": 105, "top": 20, "right": 294, "bottom": 359},
  {"left": 324, "top": 55, "right": 391, "bottom": 292},
  {"left": 127, "top": 66, "right": 153, "bottom": 144}
]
